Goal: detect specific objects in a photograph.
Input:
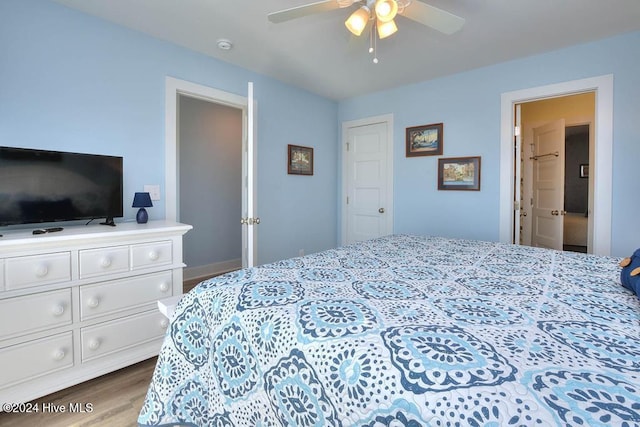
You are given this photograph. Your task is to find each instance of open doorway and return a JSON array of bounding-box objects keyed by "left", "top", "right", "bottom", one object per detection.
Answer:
[
  {"left": 518, "top": 93, "right": 594, "bottom": 253},
  {"left": 178, "top": 95, "right": 243, "bottom": 288},
  {"left": 164, "top": 77, "right": 257, "bottom": 292},
  {"left": 499, "top": 74, "right": 613, "bottom": 256}
]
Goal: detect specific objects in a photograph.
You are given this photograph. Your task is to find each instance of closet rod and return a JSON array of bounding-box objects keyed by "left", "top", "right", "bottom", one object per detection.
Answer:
[{"left": 530, "top": 151, "right": 559, "bottom": 160}]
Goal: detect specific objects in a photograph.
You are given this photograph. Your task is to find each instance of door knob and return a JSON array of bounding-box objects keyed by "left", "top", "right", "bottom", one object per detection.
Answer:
[
  {"left": 378, "top": 208, "right": 385, "bottom": 214},
  {"left": 551, "top": 210, "right": 559, "bottom": 216}
]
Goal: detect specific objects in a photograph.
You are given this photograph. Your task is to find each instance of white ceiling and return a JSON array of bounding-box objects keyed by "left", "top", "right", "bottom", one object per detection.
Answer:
[{"left": 52, "top": 0, "right": 640, "bottom": 100}]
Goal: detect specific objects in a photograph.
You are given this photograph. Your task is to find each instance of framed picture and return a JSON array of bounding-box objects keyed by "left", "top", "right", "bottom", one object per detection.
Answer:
[
  {"left": 580, "top": 163, "right": 589, "bottom": 178},
  {"left": 438, "top": 156, "right": 481, "bottom": 191},
  {"left": 406, "top": 122, "right": 443, "bottom": 157},
  {"left": 287, "top": 144, "right": 314, "bottom": 175}
]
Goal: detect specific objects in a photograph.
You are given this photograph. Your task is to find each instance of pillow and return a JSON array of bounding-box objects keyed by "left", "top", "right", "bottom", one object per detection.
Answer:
[{"left": 620, "top": 248, "right": 640, "bottom": 296}]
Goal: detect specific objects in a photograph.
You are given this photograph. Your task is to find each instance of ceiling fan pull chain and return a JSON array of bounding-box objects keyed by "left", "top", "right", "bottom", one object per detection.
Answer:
[
  {"left": 368, "top": 21, "right": 379, "bottom": 64},
  {"left": 373, "top": 23, "right": 379, "bottom": 63}
]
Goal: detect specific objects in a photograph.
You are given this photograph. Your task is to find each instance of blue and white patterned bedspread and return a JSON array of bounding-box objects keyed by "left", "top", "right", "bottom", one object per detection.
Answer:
[{"left": 139, "top": 235, "right": 640, "bottom": 426}]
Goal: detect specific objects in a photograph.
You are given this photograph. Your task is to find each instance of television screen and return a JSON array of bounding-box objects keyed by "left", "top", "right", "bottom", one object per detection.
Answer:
[{"left": 0, "top": 147, "right": 123, "bottom": 226}]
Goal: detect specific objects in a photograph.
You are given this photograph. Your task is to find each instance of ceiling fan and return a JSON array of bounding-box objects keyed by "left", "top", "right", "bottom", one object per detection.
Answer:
[{"left": 268, "top": 0, "right": 465, "bottom": 42}]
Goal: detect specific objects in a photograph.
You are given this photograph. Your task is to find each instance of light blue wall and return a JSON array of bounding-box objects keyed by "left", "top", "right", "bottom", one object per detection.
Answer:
[
  {"left": 338, "top": 31, "right": 640, "bottom": 257},
  {"left": 3, "top": 1, "right": 638, "bottom": 261},
  {"left": 0, "top": 0, "right": 339, "bottom": 264}
]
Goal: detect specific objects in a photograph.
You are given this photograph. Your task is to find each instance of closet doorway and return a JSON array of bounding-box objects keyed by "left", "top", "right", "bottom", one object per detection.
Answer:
[
  {"left": 518, "top": 93, "right": 594, "bottom": 253},
  {"left": 500, "top": 75, "right": 613, "bottom": 256},
  {"left": 518, "top": 92, "right": 595, "bottom": 252}
]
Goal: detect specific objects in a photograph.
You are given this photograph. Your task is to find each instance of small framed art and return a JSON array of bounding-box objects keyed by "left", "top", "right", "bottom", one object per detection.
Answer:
[
  {"left": 438, "top": 156, "right": 481, "bottom": 191},
  {"left": 287, "top": 144, "right": 314, "bottom": 175},
  {"left": 406, "top": 122, "right": 443, "bottom": 157}
]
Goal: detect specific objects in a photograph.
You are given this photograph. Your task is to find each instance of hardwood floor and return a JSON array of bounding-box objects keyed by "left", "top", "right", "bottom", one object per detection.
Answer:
[
  {"left": 183, "top": 276, "right": 202, "bottom": 294},
  {"left": 0, "top": 357, "right": 157, "bottom": 427}
]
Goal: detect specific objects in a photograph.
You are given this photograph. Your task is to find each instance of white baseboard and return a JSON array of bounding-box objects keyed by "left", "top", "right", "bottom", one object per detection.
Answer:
[{"left": 184, "top": 258, "right": 242, "bottom": 282}]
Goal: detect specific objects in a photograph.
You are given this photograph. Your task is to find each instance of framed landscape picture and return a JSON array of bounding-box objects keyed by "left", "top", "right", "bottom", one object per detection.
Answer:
[
  {"left": 438, "top": 156, "right": 481, "bottom": 191},
  {"left": 406, "top": 122, "right": 443, "bottom": 157},
  {"left": 287, "top": 144, "right": 314, "bottom": 175}
]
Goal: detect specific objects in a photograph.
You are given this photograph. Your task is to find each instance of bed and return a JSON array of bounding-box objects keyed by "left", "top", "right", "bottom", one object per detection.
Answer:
[{"left": 138, "top": 234, "right": 640, "bottom": 426}]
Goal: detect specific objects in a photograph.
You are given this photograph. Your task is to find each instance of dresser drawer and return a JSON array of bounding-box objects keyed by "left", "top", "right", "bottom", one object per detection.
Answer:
[
  {"left": 79, "top": 245, "right": 130, "bottom": 279},
  {"left": 132, "top": 241, "right": 172, "bottom": 270},
  {"left": 81, "top": 311, "right": 168, "bottom": 362},
  {"left": 0, "top": 332, "right": 73, "bottom": 388},
  {"left": 5, "top": 252, "right": 71, "bottom": 290},
  {"left": 80, "top": 271, "right": 173, "bottom": 320},
  {"left": 0, "top": 289, "right": 72, "bottom": 339}
]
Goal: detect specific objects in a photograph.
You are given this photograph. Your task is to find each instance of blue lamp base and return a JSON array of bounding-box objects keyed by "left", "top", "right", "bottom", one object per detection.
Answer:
[{"left": 136, "top": 208, "right": 149, "bottom": 224}]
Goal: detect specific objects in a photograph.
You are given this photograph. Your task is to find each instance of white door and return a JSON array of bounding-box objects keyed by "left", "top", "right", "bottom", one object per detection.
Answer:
[
  {"left": 513, "top": 104, "right": 522, "bottom": 244},
  {"left": 242, "top": 82, "right": 258, "bottom": 267},
  {"left": 531, "top": 119, "right": 565, "bottom": 250},
  {"left": 344, "top": 119, "right": 393, "bottom": 244}
]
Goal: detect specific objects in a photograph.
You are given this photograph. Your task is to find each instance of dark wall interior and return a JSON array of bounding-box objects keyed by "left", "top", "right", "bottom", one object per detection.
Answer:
[{"left": 564, "top": 125, "right": 589, "bottom": 214}]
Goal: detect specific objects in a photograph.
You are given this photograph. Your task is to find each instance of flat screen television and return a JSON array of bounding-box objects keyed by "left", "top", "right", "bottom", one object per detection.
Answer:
[{"left": 0, "top": 146, "right": 123, "bottom": 227}]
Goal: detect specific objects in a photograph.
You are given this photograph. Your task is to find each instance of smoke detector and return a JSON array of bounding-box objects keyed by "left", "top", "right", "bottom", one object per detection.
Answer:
[{"left": 216, "top": 39, "right": 233, "bottom": 51}]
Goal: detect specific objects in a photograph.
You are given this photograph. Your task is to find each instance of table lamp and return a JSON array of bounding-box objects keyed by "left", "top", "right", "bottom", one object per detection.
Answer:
[{"left": 132, "top": 192, "right": 153, "bottom": 224}]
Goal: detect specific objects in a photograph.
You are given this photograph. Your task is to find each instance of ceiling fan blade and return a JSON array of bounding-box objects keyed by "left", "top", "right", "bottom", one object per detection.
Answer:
[
  {"left": 400, "top": 1, "right": 465, "bottom": 34},
  {"left": 268, "top": 0, "right": 345, "bottom": 23}
]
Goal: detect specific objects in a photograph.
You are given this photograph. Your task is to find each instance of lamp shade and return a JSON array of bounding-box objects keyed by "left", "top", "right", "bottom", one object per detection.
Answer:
[
  {"left": 374, "top": 0, "right": 398, "bottom": 22},
  {"left": 345, "top": 6, "right": 370, "bottom": 36},
  {"left": 132, "top": 192, "right": 153, "bottom": 208},
  {"left": 377, "top": 18, "right": 398, "bottom": 39}
]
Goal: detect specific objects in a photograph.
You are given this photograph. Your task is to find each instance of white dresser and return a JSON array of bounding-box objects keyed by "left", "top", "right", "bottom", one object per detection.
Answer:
[{"left": 0, "top": 220, "right": 192, "bottom": 405}]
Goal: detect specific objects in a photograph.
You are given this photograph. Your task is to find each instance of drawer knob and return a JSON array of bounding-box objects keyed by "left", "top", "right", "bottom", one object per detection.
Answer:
[
  {"left": 87, "top": 297, "right": 100, "bottom": 308},
  {"left": 159, "top": 282, "right": 170, "bottom": 292},
  {"left": 52, "top": 349, "right": 66, "bottom": 361},
  {"left": 35, "top": 264, "right": 49, "bottom": 278},
  {"left": 100, "top": 257, "right": 112, "bottom": 268},
  {"left": 88, "top": 339, "right": 101, "bottom": 351},
  {"left": 160, "top": 319, "right": 169, "bottom": 329},
  {"left": 51, "top": 304, "right": 65, "bottom": 316},
  {"left": 148, "top": 250, "right": 160, "bottom": 261}
]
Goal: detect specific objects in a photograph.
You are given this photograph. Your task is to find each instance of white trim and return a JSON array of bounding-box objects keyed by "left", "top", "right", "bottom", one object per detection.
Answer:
[
  {"left": 500, "top": 74, "right": 613, "bottom": 255},
  {"left": 513, "top": 104, "right": 522, "bottom": 245},
  {"left": 340, "top": 114, "right": 394, "bottom": 245},
  {"left": 164, "top": 76, "right": 247, "bottom": 221},
  {"left": 246, "top": 82, "right": 257, "bottom": 267}
]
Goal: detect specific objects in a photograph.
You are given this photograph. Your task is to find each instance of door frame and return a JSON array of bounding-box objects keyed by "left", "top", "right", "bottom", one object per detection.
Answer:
[
  {"left": 340, "top": 114, "right": 394, "bottom": 245},
  {"left": 164, "top": 76, "right": 257, "bottom": 264},
  {"left": 499, "top": 74, "right": 613, "bottom": 256}
]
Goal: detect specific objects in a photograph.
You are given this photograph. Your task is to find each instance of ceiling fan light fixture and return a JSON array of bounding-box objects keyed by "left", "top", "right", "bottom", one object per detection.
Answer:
[
  {"left": 345, "top": 6, "right": 370, "bottom": 36},
  {"left": 376, "top": 18, "right": 397, "bottom": 39},
  {"left": 374, "top": 0, "right": 398, "bottom": 22}
]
